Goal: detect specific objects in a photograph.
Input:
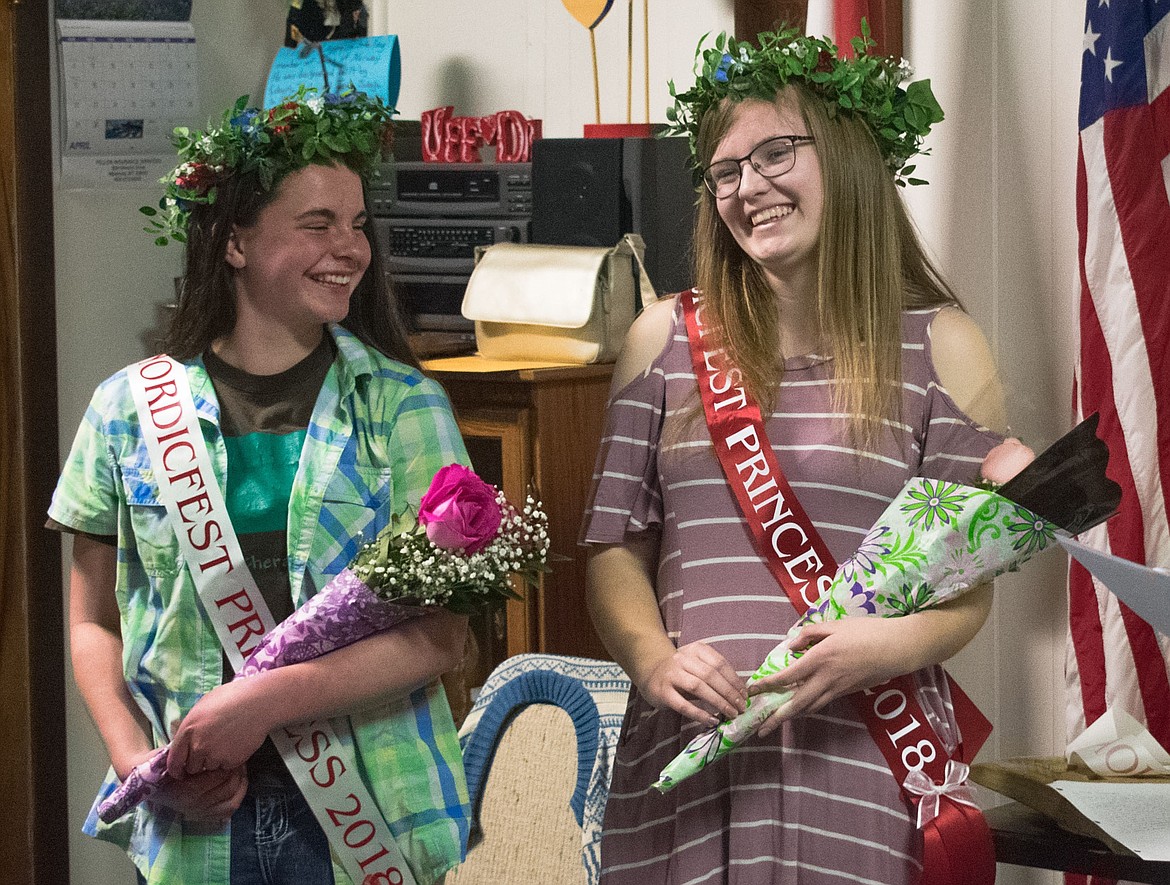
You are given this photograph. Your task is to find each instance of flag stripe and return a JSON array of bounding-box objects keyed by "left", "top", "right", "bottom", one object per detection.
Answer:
[
  {"left": 1103, "top": 102, "right": 1170, "bottom": 537},
  {"left": 1066, "top": 372, "right": 1108, "bottom": 733},
  {"left": 1118, "top": 592, "right": 1170, "bottom": 743},
  {"left": 1068, "top": 557, "right": 1109, "bottom": 729},
  {"left": 1082, "top": 114, "right": 1170, "bottom": 563},
  {"left": 1147, "top": 13, "right": 1170, "bottom": 104},
  {"left": 833, "top": 0, "right": 868, "bottom": 55}
]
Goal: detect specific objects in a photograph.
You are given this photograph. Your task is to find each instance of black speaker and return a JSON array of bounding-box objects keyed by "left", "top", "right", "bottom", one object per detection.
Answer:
[{"left": 531, "top": 135, "right": 695, "bottom": 295}]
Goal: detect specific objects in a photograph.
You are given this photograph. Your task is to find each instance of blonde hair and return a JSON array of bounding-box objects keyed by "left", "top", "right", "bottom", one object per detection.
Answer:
[{"left": 691, "top": 85, "right": 960, "bottom": 448}]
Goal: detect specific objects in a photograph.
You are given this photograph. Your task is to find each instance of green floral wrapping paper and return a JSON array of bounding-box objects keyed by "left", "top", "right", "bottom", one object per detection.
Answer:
[{"left": 653, "top": 476, "right": 1059, "bottom": 792}]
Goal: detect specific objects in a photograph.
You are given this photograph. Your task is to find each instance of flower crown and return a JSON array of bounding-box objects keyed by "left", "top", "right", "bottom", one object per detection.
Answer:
[
  {"left": 664, "top": 22, "right": 944, "bottom": 187},
  {"left": 141, "top": 86, "right": 394, "bottom": 245}
]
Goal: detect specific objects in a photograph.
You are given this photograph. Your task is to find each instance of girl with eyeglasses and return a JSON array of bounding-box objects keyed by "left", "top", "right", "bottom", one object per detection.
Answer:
[{"left": 582, "top": 28, "right": 1007, "bottom": 885}]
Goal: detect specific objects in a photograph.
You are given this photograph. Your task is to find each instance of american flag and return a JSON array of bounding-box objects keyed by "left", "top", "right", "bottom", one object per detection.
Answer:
[{"left": 1068, "top": 0, "right": 1170, "bottom": 806}]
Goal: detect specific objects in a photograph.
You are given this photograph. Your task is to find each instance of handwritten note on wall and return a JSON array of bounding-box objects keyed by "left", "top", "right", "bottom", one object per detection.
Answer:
[{"left": 264, "top": 35, "right": 400, "bottom": 108}]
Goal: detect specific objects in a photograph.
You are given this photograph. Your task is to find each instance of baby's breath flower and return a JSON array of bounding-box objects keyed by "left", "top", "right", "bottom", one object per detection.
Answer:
[{"left": 347, "top": 484, "right": 548, "bottom": 615}]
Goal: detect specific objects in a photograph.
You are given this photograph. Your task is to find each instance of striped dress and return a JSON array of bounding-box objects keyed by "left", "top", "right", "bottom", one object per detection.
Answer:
[{"left": 582, "top": 297, "right": 1002, "bottom": 885}]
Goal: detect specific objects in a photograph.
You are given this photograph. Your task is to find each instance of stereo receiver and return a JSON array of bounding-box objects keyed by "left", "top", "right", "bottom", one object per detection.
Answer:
[
  {"left": 369, "top": 161, "right": 532, "bottom": 217},
  {"left": 375, "top": 217, "right": 529, "bottom": 275},
  {"left": 369, "top": 161, "right": 533, "bottom": 354}
]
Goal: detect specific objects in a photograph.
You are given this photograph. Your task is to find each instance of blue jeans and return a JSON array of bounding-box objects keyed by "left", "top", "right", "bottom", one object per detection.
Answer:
[
  {"left": 137, "top": 767, "right": 337, "bottom": 885},
  {"left": 229, "top": 767, "right": 335, "bottom": 885}
]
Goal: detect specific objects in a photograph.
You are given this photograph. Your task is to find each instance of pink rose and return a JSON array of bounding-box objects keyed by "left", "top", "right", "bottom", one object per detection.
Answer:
[
  {"left": 980, "top": 437, "right": 1036, "bottom": 486},
  {"left": 418, "top": 464, "right": 503, "bottom": 554}
]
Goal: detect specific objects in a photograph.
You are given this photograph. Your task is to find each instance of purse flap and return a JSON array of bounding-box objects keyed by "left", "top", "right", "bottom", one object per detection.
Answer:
[{"left": 461, "top": 242, "right": 612, "bottom": 329}]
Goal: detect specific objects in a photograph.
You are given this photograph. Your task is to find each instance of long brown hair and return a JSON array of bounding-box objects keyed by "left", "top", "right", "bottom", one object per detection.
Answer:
[
  {"left": 164, "top": 161, "right": 418, "bottom": 369},
  {"left": 691, "top": 85, "right": 960, "bottom": 447}
]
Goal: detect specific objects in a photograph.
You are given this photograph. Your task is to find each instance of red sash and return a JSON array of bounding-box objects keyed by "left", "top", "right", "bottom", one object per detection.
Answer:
[{"left": 680, "top": 290, "right": 995, "bottom": 885}]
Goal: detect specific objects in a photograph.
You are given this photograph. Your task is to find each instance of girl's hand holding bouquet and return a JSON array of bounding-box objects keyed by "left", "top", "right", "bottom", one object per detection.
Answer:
[
  {"left": 654, "top": 416, "right": 1121, "bottom": 791},
  {"left": 99, "top": 464, "right": 549, "bottom": 822},
  {"left": 750, "top": 434, "right": 1041, "bottom": 736}
]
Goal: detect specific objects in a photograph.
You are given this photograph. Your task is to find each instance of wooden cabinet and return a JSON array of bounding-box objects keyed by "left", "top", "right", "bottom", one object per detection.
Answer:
[{"left": 423, "top": 356, "right": 614, "bottom": 695}]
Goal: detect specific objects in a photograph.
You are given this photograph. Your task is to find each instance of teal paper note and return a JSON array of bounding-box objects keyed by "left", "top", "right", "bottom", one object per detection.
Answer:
[{"left": 264, "top": 35, "right": 401, "bottom": 109}]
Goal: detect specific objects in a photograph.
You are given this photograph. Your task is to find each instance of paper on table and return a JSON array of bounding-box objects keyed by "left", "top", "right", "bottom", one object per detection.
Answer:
[
  {"left": 1049, "top": 780, "right": 1170, "bottom": 860},
  {"left": 1068, "top": 709, "right": 1170, "bottom": 777},
  {"left": 1058, "top": 535, "right": 1170, "bottom": 636}
]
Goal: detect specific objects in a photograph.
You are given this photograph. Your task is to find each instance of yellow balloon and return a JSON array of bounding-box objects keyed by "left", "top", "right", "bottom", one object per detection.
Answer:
[{"left": 560, "top": 0, "right": 614, "bottom": 30}]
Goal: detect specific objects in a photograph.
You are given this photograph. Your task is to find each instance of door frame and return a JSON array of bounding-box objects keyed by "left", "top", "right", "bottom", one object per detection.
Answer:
[{"left": 1, "top": 0, "right": 69, "bottom": 881}]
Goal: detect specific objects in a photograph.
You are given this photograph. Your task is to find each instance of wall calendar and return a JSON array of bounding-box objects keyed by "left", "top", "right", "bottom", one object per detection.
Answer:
[{"left": 57, "top": 18, "right": 198, "bottom": 189}]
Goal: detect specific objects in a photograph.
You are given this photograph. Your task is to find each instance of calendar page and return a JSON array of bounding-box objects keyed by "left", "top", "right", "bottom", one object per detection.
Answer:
[{"left": 57, "top": 18, "right": 198, "bottom": 188}]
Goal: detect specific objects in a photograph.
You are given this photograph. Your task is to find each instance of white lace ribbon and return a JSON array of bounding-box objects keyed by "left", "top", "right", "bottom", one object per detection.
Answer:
[{"left": 903, "top": 760, "right": 980, "bottom": 829}]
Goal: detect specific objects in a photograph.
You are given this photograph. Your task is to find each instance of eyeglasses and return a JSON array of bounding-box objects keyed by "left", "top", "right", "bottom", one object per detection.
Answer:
[{"left": 701, "top": 135, "right": 817, "bottom": 199}]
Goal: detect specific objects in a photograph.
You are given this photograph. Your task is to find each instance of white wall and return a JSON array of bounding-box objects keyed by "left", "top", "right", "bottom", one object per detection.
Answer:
[
  {"left": 902, "top": 6, "right": 1081, "bottom": 881},
  {"left": 904, "top": 0, "right": 1082, "bottom": 765},
  {"left": 55, "top": 3, "right": 1081, "bottom": 883},
  {"left": 372, "top": 0, "right": 735, "bottom": 135}
]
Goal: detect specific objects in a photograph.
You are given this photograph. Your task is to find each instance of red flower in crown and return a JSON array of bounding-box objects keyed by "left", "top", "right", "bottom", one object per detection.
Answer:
[
  {"left": 267, "top": 101, "right": 300, "bottom": 136},
  {"left": 174, "top": 162, "right": 216, "bottom": 194},
  {"left": 267, "top": 102, "right": 298, "bottom": 125}
]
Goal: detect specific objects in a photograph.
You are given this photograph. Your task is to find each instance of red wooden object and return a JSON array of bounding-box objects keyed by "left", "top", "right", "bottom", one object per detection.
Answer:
[{"left": 420, "top": 107, "right": 542, "bottom": 163}]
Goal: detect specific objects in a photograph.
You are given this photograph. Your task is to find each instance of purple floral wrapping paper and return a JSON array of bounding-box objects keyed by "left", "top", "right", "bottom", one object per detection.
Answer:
[
  {"left": 237, "top": 569, "right": 423, "bottom": 677},
  {"left": 97, "top": 569, "right": 425, "bottom": 822}
]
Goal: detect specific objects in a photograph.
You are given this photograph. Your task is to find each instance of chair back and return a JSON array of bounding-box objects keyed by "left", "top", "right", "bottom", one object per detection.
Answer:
[{"left": 447, "top": 654, "right": 630, "bottom": 885}]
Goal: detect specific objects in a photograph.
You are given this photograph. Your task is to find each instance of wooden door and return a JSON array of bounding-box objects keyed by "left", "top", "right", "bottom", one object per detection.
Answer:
[
  {"left": 735, "top": 0, "right": 807, "bottom": 41},
  {"left": 1, "top": 1, "right": 69, "bottom": 882}
]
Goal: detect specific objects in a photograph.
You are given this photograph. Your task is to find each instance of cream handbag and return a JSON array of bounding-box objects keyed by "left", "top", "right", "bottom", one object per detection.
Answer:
[{"left": 460, "top": 233, "right": 657, "bottom": 364}]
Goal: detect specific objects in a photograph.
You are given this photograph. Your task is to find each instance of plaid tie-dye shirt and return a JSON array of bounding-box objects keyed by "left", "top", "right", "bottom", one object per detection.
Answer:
[{"left": 49, "top": 325, "right": 471, "bottom": 884}]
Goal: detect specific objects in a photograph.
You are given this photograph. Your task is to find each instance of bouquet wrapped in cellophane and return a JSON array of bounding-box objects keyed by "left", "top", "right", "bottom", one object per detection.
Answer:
[
  {"left": 99, "top": 464, "right": 549, "bottom": 822},
  {"left": 654, "top": 416, "right": 1121, "bottom": 792}
]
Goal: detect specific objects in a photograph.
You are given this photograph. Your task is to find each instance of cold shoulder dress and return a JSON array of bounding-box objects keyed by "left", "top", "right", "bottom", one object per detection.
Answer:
[{"left": 581, "top": 297, "right": 1003, "bottom": 885}]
